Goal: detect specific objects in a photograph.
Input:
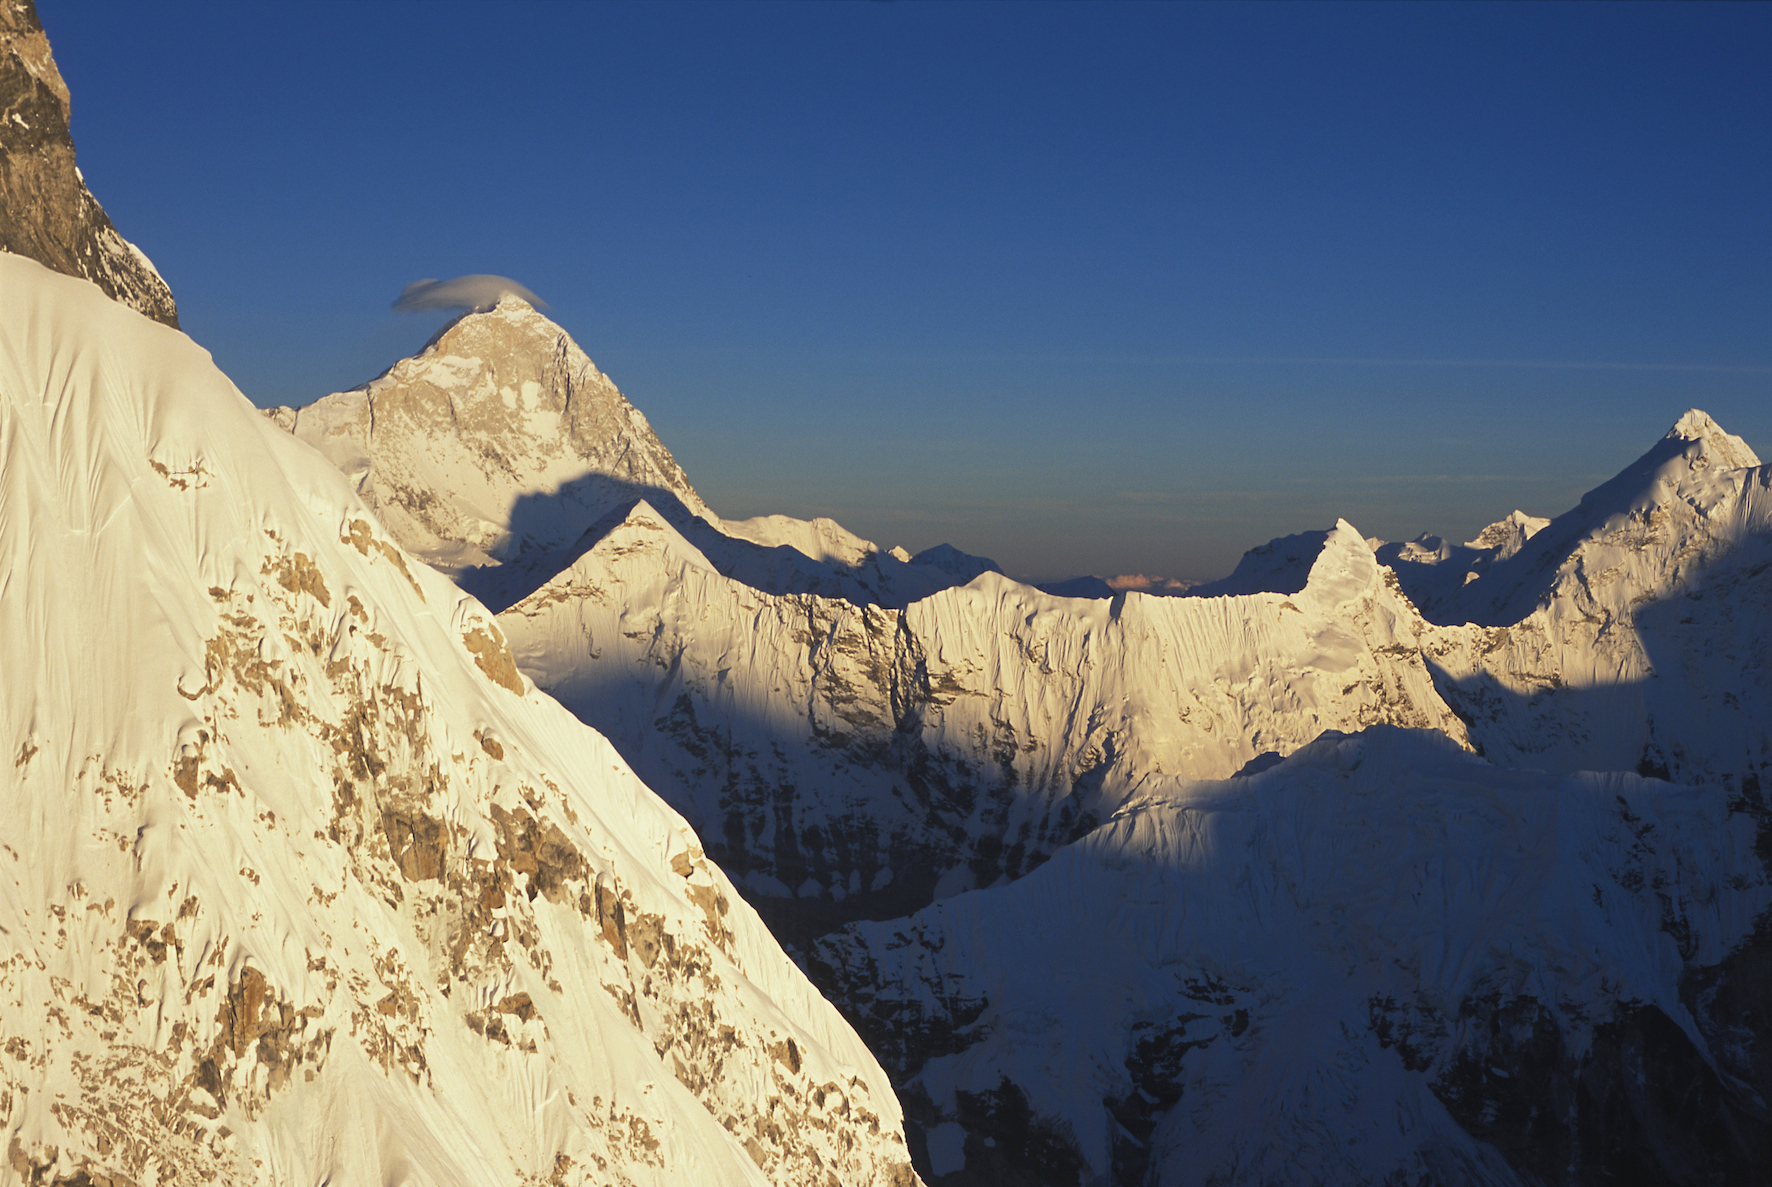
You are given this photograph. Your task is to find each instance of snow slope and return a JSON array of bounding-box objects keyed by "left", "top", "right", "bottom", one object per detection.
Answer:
[
  {"left": 815, "top": 726, "right": 1772, "bottom": 1185},
  {"left": 0, "top": 255, "right": 917, "bottom": 1187}
]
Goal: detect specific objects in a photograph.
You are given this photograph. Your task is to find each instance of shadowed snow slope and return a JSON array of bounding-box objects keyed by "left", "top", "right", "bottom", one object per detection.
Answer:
[
  {"left": 1374, "top": 511, "right": 1551, "bottom": 620},
  {"left": 815, "top": 726, "right": 1772, "bottom": 1186},
  {"left": 0, "top": 256, "right": 917, "bottom": 1187}
]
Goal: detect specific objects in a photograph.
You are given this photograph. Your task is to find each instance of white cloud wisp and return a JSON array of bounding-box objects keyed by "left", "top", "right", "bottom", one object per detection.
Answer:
[{"left": 393, "top": 275, "right": 546, "bottom": 313}]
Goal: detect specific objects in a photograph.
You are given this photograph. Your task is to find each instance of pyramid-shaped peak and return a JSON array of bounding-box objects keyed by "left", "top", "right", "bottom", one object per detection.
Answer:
[
  {"left": 1666, "top": 409, "right": 1761, "bottom": 470},
  {"left": 273, "top": 293, "right": 708, "bottom": 577}
]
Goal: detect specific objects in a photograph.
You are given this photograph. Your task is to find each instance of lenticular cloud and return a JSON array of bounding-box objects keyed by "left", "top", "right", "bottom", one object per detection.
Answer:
[{"left": 393, "top": 274, "right": 546, "bottom": 312}]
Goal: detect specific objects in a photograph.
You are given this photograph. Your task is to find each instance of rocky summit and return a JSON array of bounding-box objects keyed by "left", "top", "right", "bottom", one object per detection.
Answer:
[{"left": 0, "top": 0, "right": 177, "bottom": 328}]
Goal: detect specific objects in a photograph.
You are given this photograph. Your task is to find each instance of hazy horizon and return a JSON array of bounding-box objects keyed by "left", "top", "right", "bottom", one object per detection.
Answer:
[{"left": 41, "top": 0, "right": 1772, "bottom": 582}]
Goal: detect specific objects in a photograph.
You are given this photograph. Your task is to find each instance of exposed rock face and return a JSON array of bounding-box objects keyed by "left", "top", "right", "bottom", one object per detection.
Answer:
[
  {"left": 0, "top": 254, "right": 919, "bottom": 1186},
  {"left": 0, "top": 0, "right": 178, "bottom": 327}
]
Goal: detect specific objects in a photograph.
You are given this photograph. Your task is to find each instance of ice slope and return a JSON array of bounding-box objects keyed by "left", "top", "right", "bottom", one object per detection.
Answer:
[
  {"left": 0, "top": 255, "right": 917, "bottom": 1187},
  {"left": 498, "top": 508, "right": 1468, "bottom": 932},
  {"left": 268, "top": 304, "right": 999, "bottom": 611},
  {"left": 1419, "top": 411, "right": 1772, "bottom": 783},
  {"left": 814, "top": 727, "right": 1772, "bottom": 1186}
]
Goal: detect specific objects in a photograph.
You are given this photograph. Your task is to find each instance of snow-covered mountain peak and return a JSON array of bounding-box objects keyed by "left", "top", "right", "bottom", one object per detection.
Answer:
[
  {"left": 1666, "top": 407, "right": 1761, "bottom": 470},
  {"left": 269, "top": 301, "right": 708, "bottom": 577},
  {"left": 1440, "top": 410, "right": 1765, "bottom": 627},
  {"left": 1566, "top": 408, "right": 1761, "bottom": 523},
  {"left": 1296, "top": 517, "right": 1380, "bottom": 611},
  {"left": 907, "top": 542, "right": 1004, "bottom": 584},
  {"left": 1463, "top": 509, "right": 1549, "bottom": 559},
  {"left": 558, "top": 499, "right": 719, "bottom": 588},
  {"left": 1185, "top": 518, "right": 1377, "bottom": 606}
]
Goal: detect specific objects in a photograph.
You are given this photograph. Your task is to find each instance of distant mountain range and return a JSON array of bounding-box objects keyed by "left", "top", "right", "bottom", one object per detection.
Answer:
[{"left": 270, "top": 300, "right": 1772, "bottom": 1186}]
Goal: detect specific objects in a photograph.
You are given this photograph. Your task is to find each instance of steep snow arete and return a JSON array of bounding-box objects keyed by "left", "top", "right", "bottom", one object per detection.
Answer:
[{"left": 0, "top": 255, "right": 919, "bottom": 1186}]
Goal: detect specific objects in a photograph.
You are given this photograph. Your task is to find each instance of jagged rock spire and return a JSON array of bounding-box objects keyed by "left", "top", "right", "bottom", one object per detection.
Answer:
[{"left": 0, "top": 0, "right": 179, "bottom": 327}]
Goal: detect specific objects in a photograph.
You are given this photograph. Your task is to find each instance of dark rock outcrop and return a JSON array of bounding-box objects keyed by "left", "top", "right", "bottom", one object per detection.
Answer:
[{"left": 1, "top": 0, "right": 178, "bottom": 326}]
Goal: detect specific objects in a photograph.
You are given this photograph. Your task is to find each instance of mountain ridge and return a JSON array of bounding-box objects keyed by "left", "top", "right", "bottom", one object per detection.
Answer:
[{"left": 277, "top": 286, "right": 1772, "bottom": 1184}]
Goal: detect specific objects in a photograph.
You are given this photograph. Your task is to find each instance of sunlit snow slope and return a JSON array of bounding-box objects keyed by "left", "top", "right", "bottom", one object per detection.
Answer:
[{"left": 0, "top": 256, "right": 918, "bottom": 1187}]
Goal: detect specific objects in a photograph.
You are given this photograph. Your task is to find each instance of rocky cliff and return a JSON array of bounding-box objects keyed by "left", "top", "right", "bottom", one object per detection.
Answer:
[{"left": 0, "top": 0, "right": 178, "bottom": 328}]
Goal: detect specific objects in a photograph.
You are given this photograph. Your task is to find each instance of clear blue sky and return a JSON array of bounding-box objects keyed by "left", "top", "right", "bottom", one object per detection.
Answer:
[{"left": 41, "top": 0, "right": 1772, "bottom": 581}]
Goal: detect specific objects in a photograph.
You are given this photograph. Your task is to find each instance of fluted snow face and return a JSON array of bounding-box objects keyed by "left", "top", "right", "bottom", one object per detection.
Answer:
[
  {"left": 0, "top": 256, "right": 917, "bottom": 1187},
  {"left": 269, "top": 299, "right": 710, "bottom": 576},
  {"left": 497, "top": 508, "right": 1471, "bottom": 907}
]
